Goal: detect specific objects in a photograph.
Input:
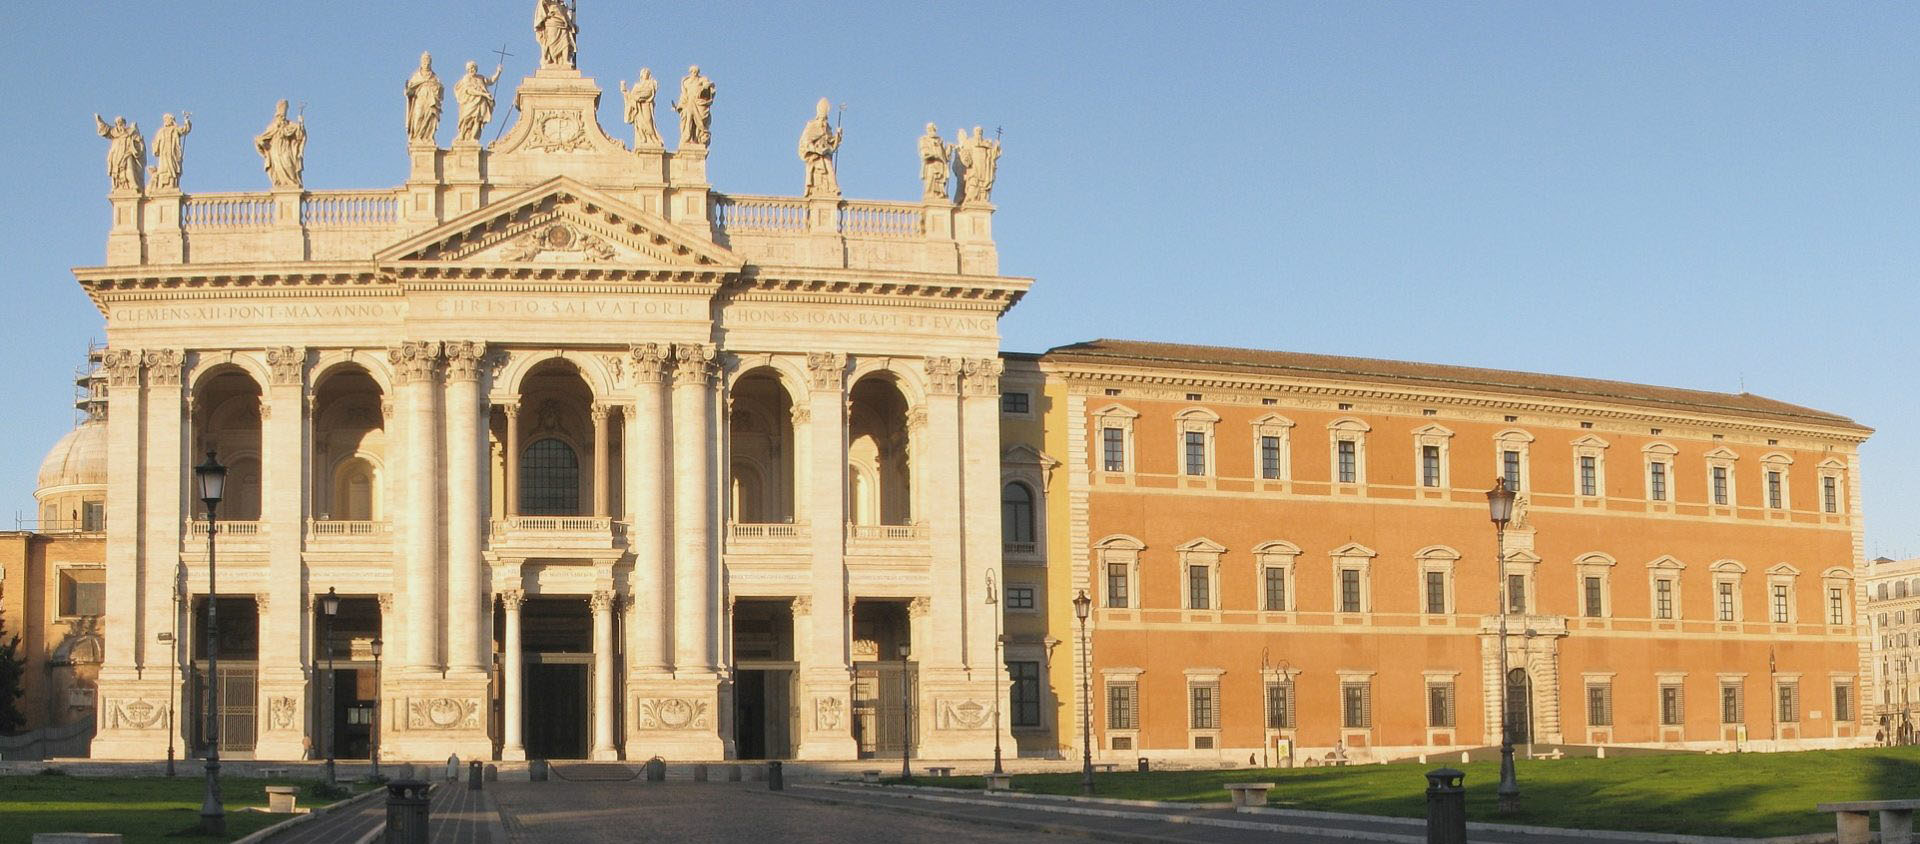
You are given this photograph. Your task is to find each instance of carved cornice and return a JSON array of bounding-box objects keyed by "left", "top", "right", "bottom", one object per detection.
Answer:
[
  {"left": 629, "top": 343, "right": 670, "bottom": 383},
  {"left": 388, "top": 341, "right": 443, "bottom": 384},
  {"left": 963, "top": 357, "right": 1004, "bottom": 397},
  {"left": 924, "top": 356, "right": 959, "bottom": 396},
  {"left": 806, "top": 352, "right": 846, "bottom": 392},
  {"left": 671, "top": 343, "right": 717, "bottom": 386},
  {"left": 142, "top": 349, "right": 184, "bottom": 387},
  {"left": 444, "top": 340, "right": 487, "bottom": 383},
  {"left": 103, "top": 349, "right": 142, "bottom": 388},
  {"left": 265, "top": 346, "right": 305, "bottom": 386}
]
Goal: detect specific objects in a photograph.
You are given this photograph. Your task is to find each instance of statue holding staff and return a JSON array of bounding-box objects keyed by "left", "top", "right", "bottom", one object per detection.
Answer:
[
  {"left": 94, "top": 115, "right": 144, "bottom": 193},
  {"left": 405, "top": 52, "right": 444, "bottom": 143},
  {"left": 454, "top": 61, "right": 505, "bottom": 143},
  {"left": 918, "top": 123, "right": 950, "bottom": 200},
  {"left": 620, "top": 68, "right": 664, "bottom": 148},
  {"left": 797, "top": 97, "right": 843, "bottom": 198},
  {"left": 957, "top": 126, "right": 1002, "bottom": 205},
  {"left": 255, "top": 99, "right": 306, "bottom": 189},
  {"left": 148, "top": 112, "right": 192, "bottom": 191},
  {"left": 534, "top": 0, "right": 577, "bottom": 70},
  {"left": 673, "top": 65, "right": 716, "bottom": 147}
]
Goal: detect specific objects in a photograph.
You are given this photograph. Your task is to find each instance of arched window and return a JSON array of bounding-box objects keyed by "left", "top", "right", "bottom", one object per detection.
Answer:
[
  {"left": 1900, "top": 581, "right": 1910, "bottom": 600},
  {"left": 521, "top": 438, "right": 580, "bottom": 515},
  {"left": 1002, "top": 483, "right": 1035, "bottom": 544},
  {"left": 332, "top": 457, "right": 376, "bottom": 521}
]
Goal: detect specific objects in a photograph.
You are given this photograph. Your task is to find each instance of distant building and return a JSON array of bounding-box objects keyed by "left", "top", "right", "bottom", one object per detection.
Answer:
[{"left": 1862, "top": 556, "right": 1920, "bottom": 742}]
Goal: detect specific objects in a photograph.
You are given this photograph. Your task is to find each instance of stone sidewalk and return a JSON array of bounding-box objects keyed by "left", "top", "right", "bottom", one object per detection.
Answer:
[{"left": 266, "top": 781, "right": 505, "bottom": 844}]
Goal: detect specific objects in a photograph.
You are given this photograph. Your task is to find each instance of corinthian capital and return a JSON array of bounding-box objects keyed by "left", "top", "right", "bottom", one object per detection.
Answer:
[
  {"left": 498, "top": 588, "right": 525, "bottom": 611},
  {"left": 388, "top": 341, "right": 444, "bottom": 384},
  {"left": 103, "top": 349, "right": 143, "bottom": 388},
  {"left": 629, "top": 343, "right": 670, "bottom": 383},
  {"left": 924, "top": 356, "right": 959, "bottom": 396},
  {"left": 806, "top": 352, "right": 847, "bottom": 392},
  {"left": 444, "top": 340, "right": 488, "bottom": 382},
  {"left": 143, "top": 349, "right": 185, "bottom": 387},
  {"left": 265, "top": 346, "right": 305, "bottom": 386},
  {"left": 962, "top": 357, "right": 1004, "bottom": 397},
  {"left": 671, "top": 343, "right": 717, "bottom": 386}
]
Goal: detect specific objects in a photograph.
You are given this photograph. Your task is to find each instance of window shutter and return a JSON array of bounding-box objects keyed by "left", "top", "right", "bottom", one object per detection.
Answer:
[
  {"left": 1445, "top": 684, "right": 1456, "bottom": 726},
  {"left": 1129, "top": 684, "right": 1140, "bottom": 729},
  {"left": 1361, "top": 684, "right": 1373, "bottom": 728}
]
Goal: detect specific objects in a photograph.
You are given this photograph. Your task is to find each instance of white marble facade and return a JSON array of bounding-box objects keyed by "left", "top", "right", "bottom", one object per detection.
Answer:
[{"left": 84, "top": 8, "right": 1025, "bottom": 762}]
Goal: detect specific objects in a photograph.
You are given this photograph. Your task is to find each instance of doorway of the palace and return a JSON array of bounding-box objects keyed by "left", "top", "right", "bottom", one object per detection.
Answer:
[
  {"left": 313, "top": 596, "right": 382, "bottom": 759},
  {"left": 1505, "top": 668, "right": 1534, "bottom": 745},
  {"left": 499, "top": 596, "right": 597, "bottom": 759},
  {"left": 851, "top": 599, "right": 916, "bottom": 759},
  {"left": 188, "top": 596, "right": 259, "bottom": 757},
  {"left": 731, "top": 600, "right": 796, "bottom": 759}
]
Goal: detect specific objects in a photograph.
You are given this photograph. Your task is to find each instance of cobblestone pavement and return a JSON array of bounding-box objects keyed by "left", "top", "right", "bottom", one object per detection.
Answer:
[{"left": 490, "top": 780, "right": 1068, "bottom": 843}]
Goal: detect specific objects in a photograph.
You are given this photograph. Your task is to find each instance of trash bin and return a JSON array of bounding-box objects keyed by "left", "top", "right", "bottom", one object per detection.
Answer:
[
  {"left": 529, "top": 759, "right": 548, "bottom": 782},
  {"left": 1424, "top": 768, "right": 1466, "bottom": 844},
  {"left": 693, "top": 764, "right": 708, "bottom": 782},
  {"left": 768, "top": 761, "right": 784, "bottom": 791},
  {"left": 385, "top": 780, "right": 430, "bottom": 844},
  {"left": 1136, "top": 757, "right": 1150, "bottom": 773},
  {"left": 468, "top": 760, "right": 483, "bottom": 791},
  {"left": 645, "top": 756, "right": 666, "bottom": 782}
]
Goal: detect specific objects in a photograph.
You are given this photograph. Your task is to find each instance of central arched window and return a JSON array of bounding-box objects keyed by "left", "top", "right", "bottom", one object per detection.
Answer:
[
  {"left": 1002, "top": 483, "right": 1035, "bottom": 544},
  {"left": 521, "top": 438, "right": 580, "bottom": 515}
]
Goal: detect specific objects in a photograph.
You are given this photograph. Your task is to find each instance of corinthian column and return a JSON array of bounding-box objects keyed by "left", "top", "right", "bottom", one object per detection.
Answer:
[
  {"left": 500, "top": 589, "right": 526, "bottom": 761},
  {"left": 591, "top": 403, "right": 612, "bottom": 518},
  {"left": 390, "top": 341, "right": 444, "bottom": 672},
  {"left": 444, "top": 341, "right": 488, "bottom": 676},
  {"left": 625, "top": 344, "right": 672, "bottom": 678},
  {"left": 590, "top": 590, "right": 618, "bottom": 760},
  {"left": 670, "top": 343, "right": 718, "bottom": 674}
]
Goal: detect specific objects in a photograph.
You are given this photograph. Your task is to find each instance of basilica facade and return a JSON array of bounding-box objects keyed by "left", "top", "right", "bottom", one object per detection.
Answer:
[{"left": 84, "top": 6, "right": 1022, "bottom": 762}]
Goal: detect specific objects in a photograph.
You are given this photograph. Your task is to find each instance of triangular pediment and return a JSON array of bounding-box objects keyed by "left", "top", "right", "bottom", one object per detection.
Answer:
[{"left": 375, "top": 177, "right": 742, "bottom": 272}]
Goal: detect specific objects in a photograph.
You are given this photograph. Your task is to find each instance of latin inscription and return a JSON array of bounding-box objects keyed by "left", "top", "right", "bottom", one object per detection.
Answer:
[
  {"left": 113, "top": 303, "right": 403, "bottom": 324},
  {"left": 431, "top": 297, "right": 696, "bottom": 318},
  {"left": 726, "top": 306, "right": 995, "bottom": 335}
]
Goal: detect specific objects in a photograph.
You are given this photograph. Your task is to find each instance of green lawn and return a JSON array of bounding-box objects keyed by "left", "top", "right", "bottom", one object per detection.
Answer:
[
  {"left": 0, "top": 774, "right": 354, "bottom": 844},
  {"left": 903, "top": 747, "right": 1920, "bottom": 838}
]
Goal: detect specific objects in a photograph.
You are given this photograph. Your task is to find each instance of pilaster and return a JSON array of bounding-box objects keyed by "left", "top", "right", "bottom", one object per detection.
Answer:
[
  {"left": 795, "top": 351, "right": 857, "bottom": 759},
  {"left": 256, "top": 346, "right": 309, "bottom": 760},
  {"left": 268, "top": 188, "right": 306, "bottom": 261},
  {"left": 93, "top": 348, "right": 167, "bottom": 758},
  {"left": 444, "top": 141, "right": 482, "bottom": 222}
]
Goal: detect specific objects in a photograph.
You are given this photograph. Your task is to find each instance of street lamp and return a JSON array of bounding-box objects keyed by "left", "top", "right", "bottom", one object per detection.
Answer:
[
  {"left": 1487, "top": 477, "right": 1520, "bottom": 815},
  {"left": 167, "top": 562, "right": 184, "bottom": 778},
  {"left": 898, "top": 641, "right": 913, "bottom": 782},
  {"left": 1073, "top": 589, "right": 1093, "bottom": 796},
  {"left": 321, "top": 587, "right": 340, "bottom": 786},
  {"left": 370, "top": 637, "right": 383, "bottom": 779},
  {"left": 193, "top": 450, "right": 227, "bottom": 837},
  {"left": 986, "top": 569, "right": 1004, "bottom": 775}
]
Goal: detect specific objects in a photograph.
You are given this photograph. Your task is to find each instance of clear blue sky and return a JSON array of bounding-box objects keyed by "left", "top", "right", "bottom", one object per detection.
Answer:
[{"left": 3, "top": 2, "right": 1915, "bottom": 556}]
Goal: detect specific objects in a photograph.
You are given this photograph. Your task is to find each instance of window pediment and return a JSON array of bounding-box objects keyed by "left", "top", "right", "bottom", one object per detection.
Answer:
[
  {"left": 1704, "top": 447, "right": 1740, "bottom": 462},
  {"left": 1329, "top": 541, "right": 1377, "bottom": 559},
  {"left": 1176, "top": 537, "right": 1227, "bottom": 556},
  {"left": 1415, "top": 545, "right": 1460, "bottom": 561},
  {"left": 1647, "top": 555, "right": 1687, "bottom": 571},
  {"left": 1711, "top": 559, "right": 1748, "bottom": 574}
]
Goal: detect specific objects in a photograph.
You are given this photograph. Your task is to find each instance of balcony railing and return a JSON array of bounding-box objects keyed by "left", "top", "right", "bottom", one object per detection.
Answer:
[
  {"left": 308, "top": 519, "right": 390, "bottom": 537},
  {"left": 847, "top": 523, "right": 930, "bottom": 541},
  {"left": 186, "top": 520, "right": 264, "bottom": 537},
  {"left": 494, "top": 516, "right": 613, "bottom": 533},
  {"left": 729, "top": 523, "right": 811, "bottom": 540},
  {"left": 1003, "top": 541, "right": 1037, "bottom": 556}
]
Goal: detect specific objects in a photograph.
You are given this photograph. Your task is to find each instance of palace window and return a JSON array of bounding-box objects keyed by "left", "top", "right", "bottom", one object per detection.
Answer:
[
  {"left": 1767, "top": 471, "right": 1784, "bottom": 509},
  {"left": 1178, "top": 539, "right": 1224, "bottom": 611},
  {"left": 1093, "top": 405, "right": 1139, "bottom": 474},
  {"left": 1266, "top": 681, "right": 1295, "bottom": 729},
  {"left": 1000, "top": 391, "right": 1030, "bottom": 415},
  {"left": 1772, "top": 585, "right": 1791, "bottom": 623},
  {"left": 1106, "top": 563, "right": 1128, "bottom": 608},
  {"left": 1254, "top": 541, "right": 1300, "bottom": 614},
  {"left": 1341, "top": 569, "right": 1363, "bottom": 613},
  {"left": 1507, "top": 573, "right": 1527, "bottom": 615},
  {"left": 1190, "top": 684, "right": 1219, "bottom": 730},
  {"left": 1587, "top": 683, "right": 1614, "bottom": 727},
  {"left": 1102, "top": 428, "right": 1126, "bottom": 472},
  {"left": 1572, "top": 434, "right": 1609, "bottom": 499},
  {"left": 1001, "top": 483, "right": 1035, "bottom": 546},
  {"left": 1261, "top": 436, "right": 1283, "bottom": 480},
  {"left": 1717, "top": 582, "right": 1737, "bottom": 621},
  {"left": 1721, "top": 681, "right": 1744, "bottom": 724},
  {"left": 1428, "top": 682, "right": 1456, "bottom": 728},
  {"left": 1176, "top": 408, "right": 1219, "bottom": 478},
  {"left": 1096, "top": 535, "right": 1143, "bottom": 609},
  {"left": 1656, "top": 578, "right": 1675, "bottom": 619},
  {"left": 1107, "top": 683, "right": 1137, "bottom": 730},
  {"left": 1768, "top": 564, "right": 1799, "bottom": 624},
  {"left": 1585, "top": 576, "right": 1605, "bottom": 618},
  {"left": 521, "top": 437, "right": 581, "bottom": 515},
  {"left": 1252, "top": 415, "right": 1294, "bottom": 483},
  {"left": 1503, "top": 449, "right": 1523, "bottom": 491},
  {"left": 1834, "top": 683, "right": 1854, "bottom": 723},
  {"left": 1579, "top": 456, "right": 1598, "bottom": 496},
  {"left": 1412, "top": 424, "right": 1453, "bottom": 491},
  {"left": 1761, "top": 452, "right": 1793, "bottom": 511},
  {"left": 1642, "top": 442, "right": 1676, "bottom": 503},
  {"left": 1660, "top": 684, "right": 1684, "bottom": 726},
  {"left": 1649, "top": 462, "right": 1668, "bottom": 501},
  {"left": 1006, "top": 586, "right": 1035, "bottom": 611},
  {"left": 1328, "top": 418, "right": 1369, "bottom": 486},
  {"left": 1712, "top": 466, "right": 1729, "bottom": 505},
  {"left": 1264, "top": 566, "right": 1288, "bottom": 612},
  {"left": 1184, "top": 431, "right": 1207, "bottom": 477},
  {"left": 58, "top": 568, "right": 105, "bottom": 618},
  {"left": 1426, "top": 571, "right": 1448, "bottom": 615},
  {"left": 1188, "top": 564, "right": 1211, "bottom": 610},
  {"left": 1777, "top": 682, "right": 1800, "bottom": 723},
  {"left": 1008, "top": 661, "right": 1041, "bottom": 727},
  {"left": 1422, "top": 445, "right": 1442, "bottom": 487},
  {"left": 1824, "top": 477, "right": 1839, "bottom": 513},
  {"left": 1342, "top": 681, "right": 1372, "bottom": 729},
  {"left": 1337, "top": 441, "right": 1357, "bottom": 483},
  {"left": 1494, "top": 429, "right": 1534, "bottom": 492}
]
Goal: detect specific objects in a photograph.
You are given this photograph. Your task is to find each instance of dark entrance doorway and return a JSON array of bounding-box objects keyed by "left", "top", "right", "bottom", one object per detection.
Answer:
[
  {"left": 732, "top": 600, "right": 796, "bottom": 759},
  {"left": 525, "top": 661, "right": 589, "bottom": 759},
  {"left": 315, "top": 596, "right": 382, "bottom": 759},
  {"left": 190, "top": 596, "right": 259, "bottom": 756},
  {"left": 850, "top": 599, "right": 915, "bottom": 760},
  {"left": 1505, "top": 667, "right": 1533, "bottom": 745}
]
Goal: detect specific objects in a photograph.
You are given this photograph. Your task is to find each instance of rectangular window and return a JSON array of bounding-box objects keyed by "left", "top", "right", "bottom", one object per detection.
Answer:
[
  {"left": 1266, "top": 682, "right": 1295, "bottom": 729},
  {"left": 1106, "top": 562, "right": 1128, "bottom": 608},
  {"left": 1767, "top": 471, "right": 1783, "bottom": 508},
  {"left": 1421, "top": 445, "right": 1441, "bottom": 488},
  {"left": 1777, "top": 682, "right": 1799, "bottom": 723},
  {"left": 1005, "top": 586, "right": 1035, "bottom": 610},
  {"left": 1712, "top": 466, "right": 1729, "bottom": 505},
  {"left": 1107, "top": 684, "right": 1137, "bottom": 730},
  {"left": 1655, "top": 579, "right": 1674, "bottom": 620},
  {"left": 1337, "top": 440, "right": 1357, "bottom": 483},
  {"left": 1579, "top": 456, "right": 1598, "bottom": 496},
  {"left": 1717, "top": 581, "right": 1736, "bottom": 621},
  {"left": 1721, "top": 682, "right": 1744, "bottom": 724},
  {"left": 1190, "top": 685, "right": 1218, "bottom": 730},
  {"left": 1584, "top": 576, "right": 1604, "bottom": 618},
  {"left": 1772, "top": 584, "right": 1790, "bottom": 623},
  {"left": 1260, "top": 436, "right": 1282, "bottom": 480},
  {"left": 1000, "top": 392, "right": 1030, "bottom": 415},
  {"left": 1507, "top": 574, "right": 1526, "bottom": 615},
  {"left": 1263, "top": 567, "right": 1288, "bottom": 612},
  {"left": 1428, "top": 683, "right": 1456, "bottom": 727},
  {"left": 1184, "top": 431, "right": 1207, "bottom": 476},
  {"left": 1834, "top": 683, "right": 1854, "bottom": 723},
  {"left": 1340, "top": 569, "right": 1362, "bottom": 613},
  {"left": 1503, "top": 450, "right": 1522, "bottom": 490},
  {"left": 1649, "top": 462, "right": 1667, "bottom": 501},
  {"left": 1425, "top": 571, "right": 1447, "bottom": 615},
  {"left": 1660, "top": 684, "right": 1684, "bottom": 726},
  {"left": 1587, "top": 683, "right": 1614, "bottom": 727},
  {"left": 1829, "top": 588, "right": 1845, "bottom": 625},
  {"left": 1188, "top": 564, "right": 1211, "bottom": 610},
  {"left": 1008, "top": 661, "right": 1041, "bottom": 727},
  {"left": 1824, "top": 477, "right": 1839, "bottom": 513},
  {"left": 1341, "top": 682, "right": 1372, "bottom": 728},
  {"left": 81, "top": 501, "right": 104, "bottom": 532},
  {"left": 1101, "top": 428, "right": 1125, "bottom": 472},
  {"left": 58, "top": 569, "right": 106, "bottom": 617}
]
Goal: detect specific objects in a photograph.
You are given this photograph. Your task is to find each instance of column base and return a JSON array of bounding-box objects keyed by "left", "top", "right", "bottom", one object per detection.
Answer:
[
  {"left": 591, "top": 747, "right": 621, "bottom": 761},
  {"left": 913, "top": 671, "right": 1005, "bottom": 760},
  {"left": 623, "top": 676, "right": 729, "bottom": 761},
  {"left": 254, "top": 671, "right": 311, "bottom": 761},
  {"left": 381, "top": 673, "right": 495, "bottom": 762},
  {"left": 92, "top": 676, "right": 177, "bottom": 759},
  {"left": 501, "top": 746, "right": 528, "bottom": 762}
]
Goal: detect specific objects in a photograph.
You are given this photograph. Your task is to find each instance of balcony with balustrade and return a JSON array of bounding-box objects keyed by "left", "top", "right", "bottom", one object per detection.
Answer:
[
  {"left": 305, "top": 519, "right": 393, "bottom": 554},
  {"left": 845, "top": 522, "right": 931, "bottom": 559},
  {"left": 183, "top": 518, "right": 269, "bottom": 558},
  {"left": 488, "top": 515, "right": 625, "bottom": 553},
  {"left": 723, "top": 522, "right": 812, "bottom": 559}
]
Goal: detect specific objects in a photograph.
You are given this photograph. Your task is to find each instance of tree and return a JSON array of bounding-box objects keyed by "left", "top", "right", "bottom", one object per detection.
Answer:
[{"left": 0, "top": 599, "right": 27, "bottom": 734}]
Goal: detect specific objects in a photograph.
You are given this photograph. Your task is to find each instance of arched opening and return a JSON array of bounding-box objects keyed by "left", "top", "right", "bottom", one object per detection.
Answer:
[
  {"left": 728, "top": 369, "right": 796, "bottom": 524},
  {"left": 522, "top": 438, "right": 581, "bottom": 515},
  {"left": 192, "top": 368, "right": 263, "bottom": 520},
  {"left": 1001, "top": 482, "right": 1034, "bottom": 545},
  {"left": 311, "top": 365, "right": 386, "bottom": 521},
  {"left": 497, "top": 359, "right": 608, "bottom": 518},
  {"left": 1505, "top": 667, "right": 1533, "bottom": 745},
  {"left": 847, "top": 375, "right": 913, "bottom": 526}
]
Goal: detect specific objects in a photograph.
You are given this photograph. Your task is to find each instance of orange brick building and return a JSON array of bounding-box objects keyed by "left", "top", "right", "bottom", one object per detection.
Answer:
[{"left": 1004, "top": 340, "right": 1870, "bottom": 764}]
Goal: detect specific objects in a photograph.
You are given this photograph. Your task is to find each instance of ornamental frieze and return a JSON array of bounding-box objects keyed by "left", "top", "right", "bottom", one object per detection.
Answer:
[
  {"left": 935, "top": 698, "right": 993, "bottom": 731},
  {"left": 634, "top": 697, "right": 710, "bottom": 731},
  {"left": 107, "top": 697, "right": 168, "bottom": 730},
  {"left": 406, "top": 696, "right": 482, "bottom": 730}
]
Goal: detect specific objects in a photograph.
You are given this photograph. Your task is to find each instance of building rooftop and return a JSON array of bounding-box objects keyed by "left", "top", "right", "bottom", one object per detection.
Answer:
[{"left": 1043, "top": 338, "right": 1869, "bottom": 434}]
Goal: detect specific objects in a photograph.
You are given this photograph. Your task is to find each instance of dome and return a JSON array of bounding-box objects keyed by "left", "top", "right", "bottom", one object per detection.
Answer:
[{"left": 36, "top": 420, "right": 108, "bottom": 497}]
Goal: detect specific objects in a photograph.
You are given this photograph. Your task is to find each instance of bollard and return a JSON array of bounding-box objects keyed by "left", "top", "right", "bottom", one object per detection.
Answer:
[
  {"left": 645, "top": 756, "right": 666, "bottom": 782},
  {"left": 468, "top": 760, "right": 483, "bottom": 791},
  {"left": 727, "top": 765, "right": 742, "bottom": 782},
  {"left": 693, "top": 764, "right": 708, "bottom": 782},
  {"left": 1424, "top": 768, "right": 1466, "bottom": 844},
  {"left": 385, "top": 780, "right": 430, "bottom": 844},
  {"left": 1137, "top": 757, "right": 1150, "bottom": 773},
  {"left": 768, "top": 761, "right": 784, "bottom": 791},
  {"left": 484, "top": 764, "right": 498, "bottom": 782},
  {"left": 529, "top": 759, "right": 549, "bottom": 782}
]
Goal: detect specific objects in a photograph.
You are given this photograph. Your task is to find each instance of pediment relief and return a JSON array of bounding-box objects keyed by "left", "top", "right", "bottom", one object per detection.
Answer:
[{"left": 376, "top": 177, "right": 741, "bottom": 272}]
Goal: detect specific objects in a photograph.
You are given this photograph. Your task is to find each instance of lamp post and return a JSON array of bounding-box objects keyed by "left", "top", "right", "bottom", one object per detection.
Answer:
[
  {"left": 370, "top": 637, "right": 383, "bottom": 779},
  {"left": 167, "top": 563, "right": 183, "bottom": 778},
  {"left": 986, "top": 569, "right": 1004, "bottom": 775},
  {"left": 1487, "top": 477, "right": 1520, "bottom": 815},
  {"left": 193, "top": 451, "right": 227, "bottom": 837},
  {"left": 1073, "top": 589, "right": 1093, "bottom": 796},
  {"left": 898, "top": 641, "right": 913, "bottom": 782},
  {"left": 321, "top": 587, "right": 340, "bottom": 786}
]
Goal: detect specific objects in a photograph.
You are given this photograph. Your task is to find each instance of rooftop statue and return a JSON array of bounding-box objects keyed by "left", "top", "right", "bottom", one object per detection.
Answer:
[
  {"left": 620, "top": 68, "right": 664, "bottom": 148},
  {"left": 454, "top": 61, "right": 505, "bottom": 143},
  {"left": 918, "top": 123, "right": 950, "bottom": 200},
  {"left": 148, "top": 113, "right": 192, "bottom": 191},
  {"left": 94, "top": 115, "right": 144, "bottom": 193},
  {"left": 674, "top": 65, "right": 716, "bottom": 148},
  {"left": 956, "top": 126, "right": 1002, "bottom": 205},
  {"left": 405, "top": 52, "right": 444, "bottom": 144},
  {"left": 798, "top": 98, "right": 843, "bottom": 198},
  {"left": 534, "top": 0, "right": 578, "bottom": 70},
  {"left": 254, "top": 99, "right": 307, "bottom": 190}
]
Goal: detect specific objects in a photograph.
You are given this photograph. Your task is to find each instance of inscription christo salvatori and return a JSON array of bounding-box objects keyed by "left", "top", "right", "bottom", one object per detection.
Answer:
[
  {"left": 727, "top": 306, "right": 994, "bottom": 334},
  {"left": 431, "top": 297, "right": 694, "bottom": 318},
  {"left": 113, "top": 302, "right": 403, "bottom": 324}
]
